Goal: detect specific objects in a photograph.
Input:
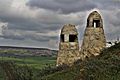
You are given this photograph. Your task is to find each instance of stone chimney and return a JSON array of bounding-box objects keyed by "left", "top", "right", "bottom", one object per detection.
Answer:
[
  {"left": 80, "top": 11, "right": 106, "bottom": 59},
  {"left": 57, "top": 24, "right": 80, "bottom": 66}
]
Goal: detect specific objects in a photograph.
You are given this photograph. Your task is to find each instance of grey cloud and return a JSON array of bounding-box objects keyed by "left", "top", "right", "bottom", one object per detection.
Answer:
[
  {"left": 0, "top": 38, "right": 48, "bottom": 48},
  {"left": 0, "top": 1, "right": 83, "bottom": 33},
  {"left": 27, "top": 0, "right": 120, "bottom": 14},
  {"left": 0, "top": 0, "right": 12, "bottom": 12},
  {"left": 55, "top": 0, "right": 80, "bottom": 3},
  {"left": 0, "top": 27, "right": 59, "bottom": 42},
  {"left": 48, "top": 39, "right": 58, "bottom": 49},
  {"left": 1, "top": 30, "right": 24, "bottom": 40},
  {"left": 0, "top": 0, "right": 119, "bottom": 49},
  {"left": 0, "top": 0, "right": 86, "bottom": 35},
  {"left": 27, "top": 0, "right": 97, "bottom": 14},
  {"left": 92, "top": 0, "right": 120, "bottom": 10},
  {"left": 101, "top": 10, "right": 120, "bottom": 40}
]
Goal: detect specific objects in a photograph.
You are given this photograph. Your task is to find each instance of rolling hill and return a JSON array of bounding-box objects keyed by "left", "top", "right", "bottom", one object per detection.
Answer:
[
  {"left": 41, "top": 42, "right": 120, "bottom": 80},
  {"left": 0, "top": 46, "right": 58, "bottom": 57},
  {"left": 0, "top": 43, "right": 120, "bottom": 80}
]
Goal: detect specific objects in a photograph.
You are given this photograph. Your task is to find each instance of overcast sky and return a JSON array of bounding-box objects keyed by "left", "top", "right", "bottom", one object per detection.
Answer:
[{"left": 0, "top": 0, "right": 120, "bottom": 49}]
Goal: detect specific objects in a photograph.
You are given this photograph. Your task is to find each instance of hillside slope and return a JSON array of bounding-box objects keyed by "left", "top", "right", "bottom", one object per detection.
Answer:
[{"left": 42, "top": 43, "right": 120, "bottom": 80}]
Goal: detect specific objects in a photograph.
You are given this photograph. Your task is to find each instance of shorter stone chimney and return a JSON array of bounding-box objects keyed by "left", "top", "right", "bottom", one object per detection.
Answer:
[{"left": 57, "top": 24, "right": 80, "bottom": 66}]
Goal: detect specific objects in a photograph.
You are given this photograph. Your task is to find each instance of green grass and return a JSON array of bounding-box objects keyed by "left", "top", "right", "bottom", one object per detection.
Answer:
[
  {"left": 0, "top": 56, "right": 56, "bottom": 69},
  {"left": 0, "top": 67, "right": 4, "bottom": 80},
  {"left": 0, "top": 56, "right": 56, "bottom": 80},
  {"left": 42, "top": 43, "right": 120, "bottom": 80},
  {"left": 1, "top": 43, "right": 120, "bottom": 80}
]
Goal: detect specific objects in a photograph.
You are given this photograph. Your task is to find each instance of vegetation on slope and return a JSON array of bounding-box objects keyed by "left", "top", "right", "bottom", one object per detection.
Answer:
[
  {"left": 0, "top": 43, "right": 120, "bottom": 80},
  {"left": 0, "top": 56, "right": 56, "bottom": 80},
  {"left": 42, "top": 42, "right": 120, "bottom": 80},
  {"left": 0, "top": 56, "right": 56, "bottom": 69}
]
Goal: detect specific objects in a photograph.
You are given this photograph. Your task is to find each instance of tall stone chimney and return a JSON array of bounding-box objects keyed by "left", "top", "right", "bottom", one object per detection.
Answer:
[{"left": 80, "top": 11, "right": 106, "bottom": 59}]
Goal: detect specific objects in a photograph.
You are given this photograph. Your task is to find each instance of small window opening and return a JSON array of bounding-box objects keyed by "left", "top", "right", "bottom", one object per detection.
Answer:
[
  {"left": 93, "top": 20, "right": 100, "bottom": 28},
  {"left": 61, "top": 34, "right": 64, "bottom": 42},
  {"left": 87, "top": 20, "right": 89, "bottom": 27},
  {"left": 69, "top": 35, "right": 77, "bottom": 42}
]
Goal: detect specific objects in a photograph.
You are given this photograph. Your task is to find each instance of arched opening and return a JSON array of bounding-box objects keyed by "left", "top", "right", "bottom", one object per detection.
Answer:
[{"left": 93, "top": 20, "right": 100, "bottom": 28}]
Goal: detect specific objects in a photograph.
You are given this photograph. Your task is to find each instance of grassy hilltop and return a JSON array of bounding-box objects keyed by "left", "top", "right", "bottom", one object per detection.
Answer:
[
  {"left": 42, "top": 42, "right": 120, "bottom": 80},
  {"left": 0, "top": 43, "right": 120, "bottom": 80}
]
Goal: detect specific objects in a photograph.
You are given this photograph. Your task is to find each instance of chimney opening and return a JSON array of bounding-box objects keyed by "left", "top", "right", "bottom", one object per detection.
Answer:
[
  {"left": 69, "top": 35, "right": 77, "bottom": 42},
  {"left": 61, "top": 34, "right": 64, "bottom": 42},
  {"left": 93, "top": 20, "right": 100, "bottom": 28}
]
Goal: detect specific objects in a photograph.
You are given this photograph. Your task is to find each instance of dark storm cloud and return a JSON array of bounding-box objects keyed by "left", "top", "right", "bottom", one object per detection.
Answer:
[
  {"left": 0, "top": 8, "right": 61, "bottom": 34},
  {"left": 0, "top": 11, "right": 44, "bottom": 32},
  {"left": 0, "top": 0, "right": 120, "bottom": 49},
  {"left": 27, "top": 0, "right": 97, "bottom": 14}
]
